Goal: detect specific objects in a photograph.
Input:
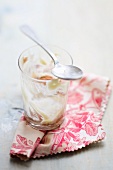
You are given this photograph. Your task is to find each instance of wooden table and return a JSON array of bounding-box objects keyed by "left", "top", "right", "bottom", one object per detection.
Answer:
[{"left": 0, "top": 1, "right": 113, "bottom": 169}]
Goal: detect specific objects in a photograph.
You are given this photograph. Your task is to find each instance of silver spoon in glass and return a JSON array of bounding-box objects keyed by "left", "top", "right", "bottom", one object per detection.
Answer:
[{"left": 20, "top": 25, "right": 83, "bottom": 80}]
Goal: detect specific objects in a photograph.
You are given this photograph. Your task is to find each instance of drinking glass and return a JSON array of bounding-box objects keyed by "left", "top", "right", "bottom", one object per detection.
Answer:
[{"left": 18, "top": 45, "right": 73, "bottom": 130}]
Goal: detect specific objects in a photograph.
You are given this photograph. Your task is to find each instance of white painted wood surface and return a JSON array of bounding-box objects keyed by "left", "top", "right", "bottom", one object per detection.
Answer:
[{"left": 0, "top": 1, "right": 113, "bottom": 169}]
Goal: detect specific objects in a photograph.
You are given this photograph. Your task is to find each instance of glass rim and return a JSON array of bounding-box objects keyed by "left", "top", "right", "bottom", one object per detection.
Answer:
[{"left": 18, "top": 45, "right": 73, "bottom": 82}]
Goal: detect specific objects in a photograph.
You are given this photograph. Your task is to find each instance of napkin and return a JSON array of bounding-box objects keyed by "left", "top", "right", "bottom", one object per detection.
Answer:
[{"left": 10, "top": 74, "right": 112, "bottom": 160}]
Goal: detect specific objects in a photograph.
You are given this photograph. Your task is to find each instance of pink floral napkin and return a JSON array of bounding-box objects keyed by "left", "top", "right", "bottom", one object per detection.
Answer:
[{"left": 10, "top": 73, "right": 112, "bottom": 160}]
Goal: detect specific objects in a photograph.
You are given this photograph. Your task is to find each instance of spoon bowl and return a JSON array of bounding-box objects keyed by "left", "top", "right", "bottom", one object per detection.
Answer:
[
  {"left": 20, "top": 25, "right": 83, "bottom": 80},
  {"left": 52, "top": 63, "right": 83, "bottom": 80}
]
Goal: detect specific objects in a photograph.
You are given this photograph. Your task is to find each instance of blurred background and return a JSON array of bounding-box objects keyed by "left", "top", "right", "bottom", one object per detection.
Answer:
[{"left": 0, "top": 0, "right": 113, "bottom": 90}]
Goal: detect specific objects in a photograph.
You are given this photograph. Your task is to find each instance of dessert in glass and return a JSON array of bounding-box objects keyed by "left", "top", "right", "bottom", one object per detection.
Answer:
[{"left": 18, "top": 45, "right": 73, "bottom": 130}]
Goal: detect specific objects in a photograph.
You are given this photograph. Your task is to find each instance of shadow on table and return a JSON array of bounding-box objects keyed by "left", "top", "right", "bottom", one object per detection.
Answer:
[
  {"left": 10, "top": 141, "right": 105, "bottom": 166},
  {"left": 10, "top": 157, "right": 32, "bottom": 168}
]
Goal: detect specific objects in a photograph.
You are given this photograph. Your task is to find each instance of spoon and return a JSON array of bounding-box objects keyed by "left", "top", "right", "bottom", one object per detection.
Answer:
[{"left": 20, "top": 25, "right": 83, "bottom": 80}]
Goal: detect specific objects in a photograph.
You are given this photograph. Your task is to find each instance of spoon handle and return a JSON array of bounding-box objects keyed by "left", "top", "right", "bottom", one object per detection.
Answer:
[{"left": 20, "top": 25, "right": 59, "bottom": 65}]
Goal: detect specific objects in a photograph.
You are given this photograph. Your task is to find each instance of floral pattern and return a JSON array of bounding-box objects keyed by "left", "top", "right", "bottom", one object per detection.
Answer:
[
  {"left": 10, "top": 74, "right": 112, "bottom": 160},
  {"left": 85, "top": 122, "right": 98, "bottom": 136},
  {"left": 10, "top": 135, "right": 33, "bottom": 157}
]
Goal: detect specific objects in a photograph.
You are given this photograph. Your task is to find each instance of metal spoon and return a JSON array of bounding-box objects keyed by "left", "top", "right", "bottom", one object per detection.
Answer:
[{"left": 20, "top": 25, "right": 83, "bottom": 80}]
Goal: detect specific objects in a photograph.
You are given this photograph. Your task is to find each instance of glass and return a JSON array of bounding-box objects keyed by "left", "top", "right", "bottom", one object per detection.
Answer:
[{"left": 18, "top": 45, "right": 73, "bottom": 130}]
